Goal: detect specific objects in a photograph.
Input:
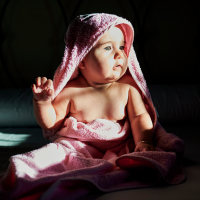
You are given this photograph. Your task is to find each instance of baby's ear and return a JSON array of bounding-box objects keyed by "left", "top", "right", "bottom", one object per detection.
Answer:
[{"left": 79, "top": 60, "right": 86, "bottom": 70}]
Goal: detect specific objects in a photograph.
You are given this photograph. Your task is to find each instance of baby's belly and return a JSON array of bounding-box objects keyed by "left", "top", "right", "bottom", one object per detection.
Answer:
[{"left": 69, "top": 110, "right": 126, "bottom": 123}]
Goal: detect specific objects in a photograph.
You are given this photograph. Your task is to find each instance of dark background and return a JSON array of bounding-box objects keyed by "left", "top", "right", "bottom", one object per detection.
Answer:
[{"left": 0, "top": 0, "right": 199, "bottom": 88}]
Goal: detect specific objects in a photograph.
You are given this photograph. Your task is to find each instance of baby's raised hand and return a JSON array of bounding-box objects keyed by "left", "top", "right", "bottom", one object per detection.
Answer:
[{"left": 32, "top": 77, "right": 54, "bottom": 102}]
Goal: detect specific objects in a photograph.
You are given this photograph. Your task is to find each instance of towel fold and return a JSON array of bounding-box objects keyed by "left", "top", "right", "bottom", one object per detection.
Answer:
[{"left": 0, "top": 117, "right": 185, "bottom": 200}]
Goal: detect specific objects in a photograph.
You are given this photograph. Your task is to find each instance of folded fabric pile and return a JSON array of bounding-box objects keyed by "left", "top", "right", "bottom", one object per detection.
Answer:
[{"left": 1, "top": 117, "right": 185, "bottom": 200}]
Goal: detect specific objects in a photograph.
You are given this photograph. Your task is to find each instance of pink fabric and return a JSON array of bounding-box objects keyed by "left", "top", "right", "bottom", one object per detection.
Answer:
[
  {"left": 1, "top": 117, "right": 185, "bottom": 199},
  {"left": 0, "top": 13, "right": 185, "bottom": 199}
]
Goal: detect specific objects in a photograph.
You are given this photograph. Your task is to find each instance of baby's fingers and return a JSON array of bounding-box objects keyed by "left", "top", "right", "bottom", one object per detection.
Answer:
[
  {"left": 32, "top": 84, "right": 37, "bottom": 94},
  {"left": 43, "top": 79, "right": 53, "bottom": 89},
  {"left": 35, "top": 77, "right": 48, "bottom": 88},
  {"left": 47, "top": 88, "right": 54, "bottom": 97},
  {"left": 35, "top": 77, "right": 41, "bottom": 87},
  {"left": 44, "top": 79, "right": 54, "bottom": 94},
  {"left": 134, "top": 143, "right": 154, "bottom": 152},
  {"left": 41, "top": 77, "right": 48, "bottom": 86}
]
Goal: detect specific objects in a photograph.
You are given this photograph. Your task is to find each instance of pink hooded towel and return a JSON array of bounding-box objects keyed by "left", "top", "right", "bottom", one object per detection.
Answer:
[{"left": 0, "top": 13, "right": 185, "bottom": 200}]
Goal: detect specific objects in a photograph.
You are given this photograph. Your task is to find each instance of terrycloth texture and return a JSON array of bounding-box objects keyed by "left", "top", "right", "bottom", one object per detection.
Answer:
[
  {"left": 0, "top": 13, "right": 185, "bottom": 199},
  {"left": 0, "top": 117, "right": 185, "bottom": 200}
]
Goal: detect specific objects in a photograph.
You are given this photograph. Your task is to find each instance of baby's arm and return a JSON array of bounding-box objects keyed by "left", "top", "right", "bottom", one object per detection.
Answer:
[
  {"left": 32, "top": 77, "right": 70, "bottom": 131},
  {"left": 127, "top": 86, "right": 154, "bottom": 152}
]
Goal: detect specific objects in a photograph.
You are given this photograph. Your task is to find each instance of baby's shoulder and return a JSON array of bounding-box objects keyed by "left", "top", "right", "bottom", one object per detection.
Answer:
[
  {"left": 63, "top": 77, "right": 86, "bottom": 90},
  {"left": 119, "top": 73, "right": 135, "bottom": 85},
  {"left": 115, "top": 81, "right": 130, "bottom": 92},
  {"left": 117, "top": 74, "right": 142, "bottom": 96},
  {"left": 54, "top": 79, "right": 83, "bottom": 101},
  {"left": 118, "top": 74, "right": 137, "bottom": 89}
]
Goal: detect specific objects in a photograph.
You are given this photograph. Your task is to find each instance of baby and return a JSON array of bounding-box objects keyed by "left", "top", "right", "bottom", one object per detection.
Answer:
[{"left": 32, "top": 18, "right": 154, "bottom": 152}]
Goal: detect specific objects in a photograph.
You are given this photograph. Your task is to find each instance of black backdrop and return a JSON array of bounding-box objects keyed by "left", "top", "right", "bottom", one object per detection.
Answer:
[{"left": 0, "top": 0, "right": 199, "bottom": 88}]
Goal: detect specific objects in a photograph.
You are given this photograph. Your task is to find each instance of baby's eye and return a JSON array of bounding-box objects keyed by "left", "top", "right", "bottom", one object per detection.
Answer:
[
  {"left": 119, "top": 46, "right": 125, "bottom": 50},
  {"left": 104, "top": 46, "right": 112, "bottom": 50}
]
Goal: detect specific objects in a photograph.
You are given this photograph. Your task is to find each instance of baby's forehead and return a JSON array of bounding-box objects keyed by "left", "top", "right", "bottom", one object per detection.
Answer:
[{"left": 97, "top": 26, "right": 125, "bottom": 44}]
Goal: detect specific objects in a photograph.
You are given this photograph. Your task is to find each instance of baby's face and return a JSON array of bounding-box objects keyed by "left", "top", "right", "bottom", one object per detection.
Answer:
[{"left": 80, "top": 26, "right": 128, "bottom": 86}]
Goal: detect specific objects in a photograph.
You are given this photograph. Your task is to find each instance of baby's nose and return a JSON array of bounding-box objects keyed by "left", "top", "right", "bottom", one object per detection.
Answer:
[{"left": 114, "top": 50, "right": 123, "bottom": 59}]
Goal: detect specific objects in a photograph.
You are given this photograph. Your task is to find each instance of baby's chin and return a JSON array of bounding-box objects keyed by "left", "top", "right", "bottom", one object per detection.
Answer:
[
  {"left": 105, "top": 71, "right": 126, "bottom": 82},
  {"left": 104, "top": 76, "right": 122, "bottom": 84}
]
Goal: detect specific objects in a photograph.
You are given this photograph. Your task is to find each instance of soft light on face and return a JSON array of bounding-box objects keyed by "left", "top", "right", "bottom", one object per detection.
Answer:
[{"left": 80, "top": 26, "right": 128, "bottom": 86}]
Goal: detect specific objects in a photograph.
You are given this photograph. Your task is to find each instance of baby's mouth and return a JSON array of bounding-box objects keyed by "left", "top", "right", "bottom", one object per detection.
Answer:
[{"left": 113, "top": 65, "right": 122, "bottom": 70}]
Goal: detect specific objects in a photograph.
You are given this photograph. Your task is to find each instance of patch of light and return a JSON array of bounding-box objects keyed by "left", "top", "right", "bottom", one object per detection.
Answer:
[{"left": 0, "top": 132, "right": 31, "bottom": 146}]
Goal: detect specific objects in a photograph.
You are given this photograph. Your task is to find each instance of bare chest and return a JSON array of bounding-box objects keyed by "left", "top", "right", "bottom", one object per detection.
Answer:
[{"left": 69, "top": 87, "right": 128, "bottom": 122}]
